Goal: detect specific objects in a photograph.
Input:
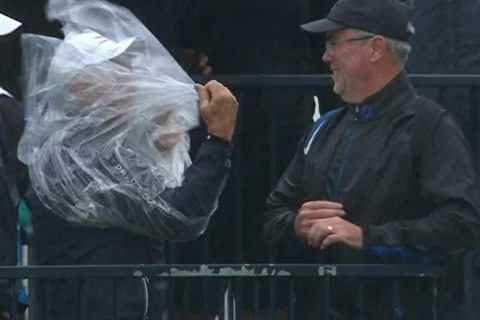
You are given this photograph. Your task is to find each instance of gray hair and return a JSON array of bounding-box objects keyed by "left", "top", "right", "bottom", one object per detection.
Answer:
[{"left": 351, "top": 29, "right": 412, "bottom": 67}]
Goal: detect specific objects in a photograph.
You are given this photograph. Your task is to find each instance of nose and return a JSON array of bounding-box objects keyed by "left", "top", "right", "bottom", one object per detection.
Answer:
[{"left": 322, "top": 49, "right": 332, "bottom": 64}]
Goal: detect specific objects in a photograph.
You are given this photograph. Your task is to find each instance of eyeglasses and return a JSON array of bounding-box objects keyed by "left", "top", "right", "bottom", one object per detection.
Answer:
[{"left": 324, "top": 35, "right": 374, "bottom": 53}]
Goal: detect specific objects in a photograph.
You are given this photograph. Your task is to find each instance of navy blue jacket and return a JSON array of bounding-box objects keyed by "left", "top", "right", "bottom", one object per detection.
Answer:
[{"left": 29, "top": 138, "right": 232, "bottom": 320}]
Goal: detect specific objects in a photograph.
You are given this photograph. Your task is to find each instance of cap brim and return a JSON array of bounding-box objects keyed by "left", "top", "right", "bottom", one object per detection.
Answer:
[
  {"left": 300, "top": 18, "right": 344, "bottom": 34},
  {"left": 68, "top": 31, "right": 138, "bottom": 65},
  {"left": 0, "top": 13, "right": 22, "bottom": 36}
]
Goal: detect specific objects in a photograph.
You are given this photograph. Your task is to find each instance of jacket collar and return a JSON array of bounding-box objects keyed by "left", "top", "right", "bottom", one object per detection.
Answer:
[{"left": 348, "top": 71, "right": 417, "bottom": 121}]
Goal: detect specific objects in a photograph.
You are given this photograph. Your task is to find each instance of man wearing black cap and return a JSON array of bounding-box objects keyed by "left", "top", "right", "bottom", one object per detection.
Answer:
[{"left": 264, "top": 0, "right": 480, "bottom": 318}]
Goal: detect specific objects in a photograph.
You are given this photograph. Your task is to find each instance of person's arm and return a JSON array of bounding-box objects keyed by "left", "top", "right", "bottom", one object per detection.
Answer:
[
  {"left": 165, "top": 80, "right": 236, "bottom": 215},
  {"left": 80, "top": 137, "right": 231, "bottom": 241},
  {"left": 32, "top": 81, "right": 238, "bottom": 242},
  {"left": 363, "top": 114, "right": 480, "bottom": 252},
  {"left": 120, "top": 80, "right": 238, "bottom": 240},
  {"left": 159, "top": 135, "right": 232, "bottom": 238},
  {"left": 264, "top": 140, "right": 313, "bottom": 261}
]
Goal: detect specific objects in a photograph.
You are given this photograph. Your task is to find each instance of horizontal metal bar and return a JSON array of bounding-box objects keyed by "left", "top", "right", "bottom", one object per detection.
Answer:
[
  {"left": 0, "top": 264, "right": 446, "bottom": 279},
  {"left": 192, "top": 74, "right": 480, "bottom": 88}
]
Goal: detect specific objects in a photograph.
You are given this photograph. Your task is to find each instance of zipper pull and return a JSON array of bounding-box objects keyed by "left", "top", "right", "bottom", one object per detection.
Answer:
[{"left": 354, "top": 106, "right": 360, "bottom": 121}]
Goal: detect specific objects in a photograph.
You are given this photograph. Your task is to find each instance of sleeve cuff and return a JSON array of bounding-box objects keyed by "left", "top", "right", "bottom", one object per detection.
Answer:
[
  {"left": 363, "top": 225, "right": 383, "bottom": 247},
  {"left": 206, "top": 134, "right": 232, "bottom": 145},
  {"left": 203, "top": 135, "right": 234, "bottom": 156}
]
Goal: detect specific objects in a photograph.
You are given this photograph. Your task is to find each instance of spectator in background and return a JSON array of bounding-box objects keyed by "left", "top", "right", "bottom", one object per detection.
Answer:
[
  {"left": 406, "top": 1, "right": 480, "bottom": 317},
  {"left": 112, "top": 0, "right": 213, "bottom": 75},
  {"left": 0, "top": 11, "right": 28, "bottom": 319},
  {"left": 407, "top": 0, "right": 480, "bottom": 155}
]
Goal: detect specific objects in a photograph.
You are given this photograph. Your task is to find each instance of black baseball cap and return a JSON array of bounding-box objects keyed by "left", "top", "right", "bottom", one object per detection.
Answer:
[{"left": 301, "top": 0, "right": 415, "bottom": 42}]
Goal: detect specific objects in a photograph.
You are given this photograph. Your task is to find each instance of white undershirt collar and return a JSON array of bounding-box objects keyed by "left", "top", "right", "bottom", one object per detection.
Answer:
[{"left": 0, "top": 86, "right": 12, "bottom": 97}]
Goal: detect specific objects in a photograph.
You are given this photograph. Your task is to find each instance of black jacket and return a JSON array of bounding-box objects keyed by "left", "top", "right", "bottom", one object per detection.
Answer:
[
  {"left": 0, "top": 93, "right": 28, "bottom": 311},
  {"left": 264, "top": 72, "right": 480, "bottom": 319},
  {"left": 29, "top": 137, "right": 232, "bottom": 320},
  {"left": 265, "top": 71, "right": 480, "bottom": 261}
]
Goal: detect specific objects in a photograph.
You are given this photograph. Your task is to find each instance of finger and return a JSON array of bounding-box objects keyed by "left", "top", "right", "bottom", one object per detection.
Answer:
[
  {"left": 194, "top": 84, "right": 210, "bottom": 108},
  {"left": 298, "top": 208, "right": 346, "bottom": 219},
  {"left": 206, "top": 81, "right": 238, "bottom": 106},
  {"left": 205, "top": 80, "right": 224, "bottom": 90},
  {"left": 306, "top": 223, "right": 329, "bottom": 247},
  {"left": 321, "top": 234, "right": 343, "bottom": 250},
  {"left": 302, "top": 201, "right": 344, "bottom": 210},
  {"left": 204, "top": 80, "right": 227, "bottom": 100},
  {"left": 295, "top": 213, "right": 311, "bottom": 240},
  {"left": 300, "top": 219, "right": 316, "bottom": 229},
  {"left": 307, "top": 229, "right": 317, "bottom": 246},
  {"left": 310, "top": 228, "right": 329, "bottom": 248},
  {"left": 297, "top": 220, "right": 316, "bottom": 240}
]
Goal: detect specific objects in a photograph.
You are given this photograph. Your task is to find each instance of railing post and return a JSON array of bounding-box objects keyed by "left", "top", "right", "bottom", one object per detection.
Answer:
[
  {"left": 431, "top": 277, "right": 438, "bottom": 320},
  {"left": 8, "top": 279, "right": 16, "bottom": 320},
  {"left": 392, "top": 280, "right": 403, "bottom": 320},
  {"left": 112, "top": 278, "right": 117, "bottom": 320},
  {"left": 320, "top": 277, "right": 331, "bottom": 320},
  {"left": 269, "top": 277, "right": 277, "bottom": 320},
  {"left": 288, "top": 278, "right": 295, "bottom": 320},
  {"left": 252, "top": 279, "right": 260, "bottom": 320},
  {"left": 357, "top": 281, "right": 365, "bottom": 320}
]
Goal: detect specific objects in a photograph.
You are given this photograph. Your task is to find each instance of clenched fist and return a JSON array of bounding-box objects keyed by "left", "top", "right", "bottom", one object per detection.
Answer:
[{"left": 195, "top": 80, "right": 238, "bottom": 142}]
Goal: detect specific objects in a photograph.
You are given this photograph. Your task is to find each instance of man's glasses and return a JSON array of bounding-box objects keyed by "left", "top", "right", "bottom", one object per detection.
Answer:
[{"left": 325, "top": 35, "right": 374, "bottom": 53}]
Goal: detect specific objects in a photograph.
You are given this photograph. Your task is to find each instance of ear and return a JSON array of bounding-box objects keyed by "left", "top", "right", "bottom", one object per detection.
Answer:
[{"left": 369, "top": 36, "right": 388, "bottom": 63}]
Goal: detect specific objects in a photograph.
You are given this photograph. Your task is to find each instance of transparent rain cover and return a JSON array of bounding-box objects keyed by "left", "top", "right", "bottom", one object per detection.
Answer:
[{"left": 18, "top": 0, "right": 208, "bottom": 240}]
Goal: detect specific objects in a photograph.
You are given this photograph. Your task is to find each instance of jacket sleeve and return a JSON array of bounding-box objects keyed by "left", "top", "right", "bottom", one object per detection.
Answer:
[
  {"left": 264, "top": 140, "right": 318, "bottom": 261},
  {"left": 364, "top": 114, "right": 480, "bottom": 252},
  {"left": 160, "top": 138, "right": 232, "bottom": 228},
  {"left": 120, "top": 137, "right": 233, "bottom": 240}
]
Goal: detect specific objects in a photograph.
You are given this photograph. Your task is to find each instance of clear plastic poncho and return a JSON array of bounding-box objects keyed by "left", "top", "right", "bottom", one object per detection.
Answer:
[{"left": 18, "top": 0, "right": 209, "bottom": 240}]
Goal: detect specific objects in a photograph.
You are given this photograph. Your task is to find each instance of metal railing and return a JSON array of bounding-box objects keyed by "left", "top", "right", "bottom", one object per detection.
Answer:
[
  {"left": 0, "top": 263, "right": 446, "bottom": 320},
  {"left": 2, "top": 74, "right": 480, "bottom": 320},
  {"left": 195, "top": 74, "right": 480, "bottom": 87},
  {"left": 194, "top": 74, "right": 480, "bottom": 170}
]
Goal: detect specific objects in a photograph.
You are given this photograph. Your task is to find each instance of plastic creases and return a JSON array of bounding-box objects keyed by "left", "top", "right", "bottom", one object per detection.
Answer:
[{"left": 18, "top": 0, "right": 208, "bottom": 240}]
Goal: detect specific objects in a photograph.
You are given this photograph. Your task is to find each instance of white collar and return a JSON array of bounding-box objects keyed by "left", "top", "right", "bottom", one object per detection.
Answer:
[
  {"left": 0, "top": 86, "right": 12, "bottom": 97},
  {"left": 0, "top": 12, "right": 21, "bottom": 36}
]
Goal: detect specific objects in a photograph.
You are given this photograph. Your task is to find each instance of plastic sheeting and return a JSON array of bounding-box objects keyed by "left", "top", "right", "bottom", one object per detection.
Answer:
[{"left": 18, "top": 0, "right": 208, "bottom": 240}]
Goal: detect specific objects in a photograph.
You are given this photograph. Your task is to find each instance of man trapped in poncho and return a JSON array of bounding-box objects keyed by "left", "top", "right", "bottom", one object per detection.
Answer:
[{"left": 19, "top": 0, "right": 238, "bottom": 318}]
